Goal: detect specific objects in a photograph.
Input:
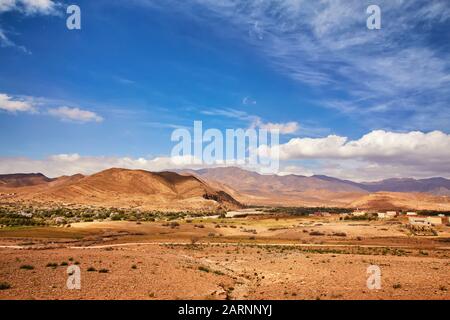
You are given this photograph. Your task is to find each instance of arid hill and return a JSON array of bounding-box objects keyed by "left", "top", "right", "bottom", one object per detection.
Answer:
[
  {"left": 0, "top": 173, "right": 52, "bottom": 188},
  {"left": 0, "top": 169, "right": 241, "bottom": 211}
]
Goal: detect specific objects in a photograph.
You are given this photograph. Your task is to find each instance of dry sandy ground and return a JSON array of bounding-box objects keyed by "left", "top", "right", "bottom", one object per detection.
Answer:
[{"left": 0, "top": 217, "right": 449, "bottom": 300}]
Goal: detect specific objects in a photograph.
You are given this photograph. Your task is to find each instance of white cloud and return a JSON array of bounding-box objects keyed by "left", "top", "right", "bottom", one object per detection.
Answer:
[
  {"left": 0, "top": 0, "right": 16, "bottom": 13},
  {"left": 253, "top": 119, "right": 299, "bottom": 134},
  {"left": 0, "top": 0, "right": 59, "bottom": 15},
  {"left": 242, "top": 96, "right": 256, "bottom": 105},
  {"left": 48, "top": 106, "right": 104, "bottom": 123},
  {"left": 0, "top": 93, "right": 35, "bottom": 112},
  {"left": 0, "top": 27, "right": 30, "bottom": 53},
  {"left": 261, "top": 130, "right": 450, "bottom": 174},
  {"left": 0, "top": 0, "right": 60, "bottom": 53}
]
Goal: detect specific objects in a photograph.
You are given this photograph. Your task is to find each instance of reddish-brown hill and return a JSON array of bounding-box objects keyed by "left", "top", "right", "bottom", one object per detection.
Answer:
[{"left": 2, "top": 169, "right": 241, "bottom": 211}]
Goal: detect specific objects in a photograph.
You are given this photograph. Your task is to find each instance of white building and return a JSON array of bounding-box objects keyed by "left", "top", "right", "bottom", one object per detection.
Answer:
[
  {"left": 408, "top": 217, "right": 431, "bottom": 226},
  {"left": 427, "top": 216, "right": 449, "bottom": 226}
]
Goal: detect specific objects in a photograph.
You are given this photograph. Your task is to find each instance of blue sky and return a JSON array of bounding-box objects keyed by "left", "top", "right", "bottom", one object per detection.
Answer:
[{"left": 1, "top": 0, "right": 450, "bottom": 180}]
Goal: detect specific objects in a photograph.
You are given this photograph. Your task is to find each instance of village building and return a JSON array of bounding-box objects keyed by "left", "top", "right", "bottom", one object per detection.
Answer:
[
  {"left": 351, "top": 211, "right": 367, "bottom": 217},
  {"left": 408, "top": 217, "right": 432, "bottom": 227},
  {"left": 426, "top": 216, "right": 449, "bottom": 226}
]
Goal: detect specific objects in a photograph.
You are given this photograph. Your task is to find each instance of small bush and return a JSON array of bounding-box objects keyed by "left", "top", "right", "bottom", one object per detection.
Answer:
[
  {"left": 131, "top": 264, "right": 137, "bottom": 269},
  {"left": 46, "top": 263, "right": 58, "bottom": 268},
  {"left": 333, "top": 232, "right": 347, "bottom": 237},
  {"left": 20, "top": 265, "right": 34, "bottom": 270},
  {"left": 87, "top": 267, "right": 96, "bottom": 272},
  {"left": 393, "top": 283, "right": 401, "bottom": 289},
  {"left": 0, "top": 282, "right": 11, "bottom": 290},
  {"left": 60, "top": 262, "right": 68, "bottom": 266},
  {"left": 98, "top": 268, "right": 109, "bottom": 273},
  {"left": 198, "top": 266, "right": 210, "bottom": 273}
]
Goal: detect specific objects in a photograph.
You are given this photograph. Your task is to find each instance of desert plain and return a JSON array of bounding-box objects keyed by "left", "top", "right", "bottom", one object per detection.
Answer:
[{"left": 1, "top": 214, "right": 449, "bottom": 300}]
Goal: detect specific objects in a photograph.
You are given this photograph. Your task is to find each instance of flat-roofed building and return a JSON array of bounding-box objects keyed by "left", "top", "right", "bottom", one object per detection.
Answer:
[
  {"left": 427, "top": 216, "right": 449, "bottom": 226},
  {"left": 408, "top": 217, "right": 431, "bottom": 226}
]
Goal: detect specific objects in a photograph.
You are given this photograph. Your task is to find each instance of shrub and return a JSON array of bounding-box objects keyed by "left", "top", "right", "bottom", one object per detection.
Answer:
[
  {"left": 333, "top": 232, "right": 347, "bottom": 237},
  {"left": 198, "top": 266, "right": 210, "bottom": 273},
  {"left": 393, "top": 283, "right": 401, "bottom": 289},
  {"left": 98, "top": 268, "right": 109, "bottom": 273},
  {"left": 60, "top": 262, "right": 68, "bottom": 266},
  {"left": 46, "top": 263, "right": 58, "bottom": 268},
  {"left": 87, "top": 267, "right": 96, "bottom": 272},
  {"left": 131, "top": 264, "right": 137, "bottom": 269},
  {"left": 309, "top": 231, "right": 325, "bottom": 236},
  {"left": 0, "top": 282, "right": 11, "bottom": 290},
  {"left": 20, "top": 265, "right": 34, "bottom": 270}
]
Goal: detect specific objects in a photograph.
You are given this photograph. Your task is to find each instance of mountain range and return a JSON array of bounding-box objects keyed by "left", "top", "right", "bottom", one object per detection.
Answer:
[{"left": 1, "top": 167, "right": 450, "bottom": 211}]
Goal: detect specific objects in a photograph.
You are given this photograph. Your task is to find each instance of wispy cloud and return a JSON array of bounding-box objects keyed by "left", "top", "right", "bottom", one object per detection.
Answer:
[
  {"left": 0, "top": 92, "right": 104, "bottom": 123},
  {"left": 0, "top": 0, "right": 61, "bottom": 53},
  {"left": 48, "top": 106, "right": 104, "bottom": 123},
  {"left": 0, "top": 93, "right": 36, "bottom": 112},
  {"left": 0, "top": 27, "right": 31, "bottom": 54},
  {"left": 145, "top": 0, "right": 450, "bottom": 132},
  {"left": 0, "top": 0, "right": 60, "bottom": 15},
  {"left": 113, "top": 75, "right": 136, "bottom": 86},
  {"left": 242, "top": 96, "right": 256, "bottom": 105},
  {"left": 199, "top": 107, "right": 300, "bottom": 134}
]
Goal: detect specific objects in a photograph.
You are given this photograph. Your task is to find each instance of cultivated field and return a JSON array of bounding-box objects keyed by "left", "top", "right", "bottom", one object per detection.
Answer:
[{"left": 0, "top": 215, "right": 449, "bottom": 300}]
